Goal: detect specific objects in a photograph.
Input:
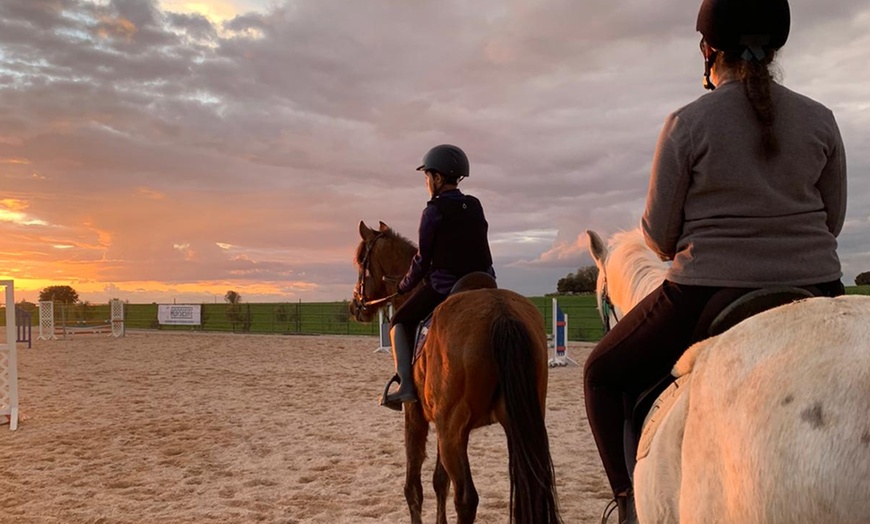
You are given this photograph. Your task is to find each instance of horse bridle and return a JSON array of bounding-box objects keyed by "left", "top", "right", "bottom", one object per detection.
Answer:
[
  {"left": 352, "top": 233, "right": 397, "bottom": 316},
  {"left": 600, "top": 274, "right": 620, "bottom": 334}
]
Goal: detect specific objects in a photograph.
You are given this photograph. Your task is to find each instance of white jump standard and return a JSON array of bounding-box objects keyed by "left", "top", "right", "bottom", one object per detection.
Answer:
[{"left": 1, "top": 280, "right": 20, "bottom": 430}]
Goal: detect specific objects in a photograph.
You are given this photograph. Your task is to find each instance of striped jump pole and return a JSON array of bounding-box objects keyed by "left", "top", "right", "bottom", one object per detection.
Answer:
[{"left": 548, "top": 297, "right": 577, "bottom": 367}]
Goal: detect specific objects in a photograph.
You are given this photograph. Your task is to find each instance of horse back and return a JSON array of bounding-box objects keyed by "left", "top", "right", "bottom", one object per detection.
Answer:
[
  {"left": 416, "top": 289, "right": 549, "bottom": 426},
  {"left": 652, "top": 296, "right": 870, "bottom": 523}
]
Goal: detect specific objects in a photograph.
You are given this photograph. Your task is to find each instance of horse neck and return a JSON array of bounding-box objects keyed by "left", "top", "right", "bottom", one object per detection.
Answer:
[
  {"left": 378, "top": 234, "right": 416, "bottom": 276},
  {"left": 605, "top": 229, "right": 667, "bottom": 313}
]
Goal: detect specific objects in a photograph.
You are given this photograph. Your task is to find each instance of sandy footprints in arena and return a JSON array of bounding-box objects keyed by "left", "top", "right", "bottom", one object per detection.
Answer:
[{"left": 3, "top": 333, "right": 608, "bottom": 522}]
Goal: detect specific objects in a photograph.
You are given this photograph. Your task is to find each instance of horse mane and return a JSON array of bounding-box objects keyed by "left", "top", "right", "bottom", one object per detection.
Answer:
[
  {"left": 605, "top": 228, "right": 668, "bottom": 313},
  {"left": 354, "top": 225, "right": 417, "bottom": 267},
  {"left": 381, "top": 227, "right": 416, "bottom": 252}
]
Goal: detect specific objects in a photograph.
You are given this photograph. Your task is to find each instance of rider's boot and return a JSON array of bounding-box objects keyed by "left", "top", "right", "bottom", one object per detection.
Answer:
[
  {"left": 380, "top": 324, "right": 418, "bottom": 411},
  {"left": 601, "top": 488, "right": 637, "bottom": 524},
  {"left": 616, "top": 488, "right": 637, "bottom": 524}
]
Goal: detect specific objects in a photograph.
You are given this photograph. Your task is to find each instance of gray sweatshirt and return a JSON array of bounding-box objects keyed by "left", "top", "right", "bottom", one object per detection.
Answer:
[{"left": 642, "top": 79, "right": 846, "bottom": 287}]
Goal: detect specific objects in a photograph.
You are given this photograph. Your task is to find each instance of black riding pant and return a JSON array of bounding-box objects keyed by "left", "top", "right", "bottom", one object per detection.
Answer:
[
  {"left": 583, "top": 279, "right": 844, "bottom": 496},
  {"left": 390, "top": 284, "right": 448, "bottom": 344}
]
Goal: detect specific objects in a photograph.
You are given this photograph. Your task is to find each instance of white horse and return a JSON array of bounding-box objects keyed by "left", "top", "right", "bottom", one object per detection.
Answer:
[{"left": 587, "top": 227, "right": 870, "bottom": 524}]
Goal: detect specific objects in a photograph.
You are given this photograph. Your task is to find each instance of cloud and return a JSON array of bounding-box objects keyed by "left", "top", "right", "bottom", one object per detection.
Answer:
[{"left": 1, "top": 0, "right": 869, "bottom": 304}]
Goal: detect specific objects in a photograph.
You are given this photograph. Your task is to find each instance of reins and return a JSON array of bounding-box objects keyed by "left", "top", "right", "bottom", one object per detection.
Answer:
[
  {"left": 601, "top": 274, "right": 620, "bottom": 334},
  {"left": 361, "top": 293, "right": 397, "bottom": 310}
]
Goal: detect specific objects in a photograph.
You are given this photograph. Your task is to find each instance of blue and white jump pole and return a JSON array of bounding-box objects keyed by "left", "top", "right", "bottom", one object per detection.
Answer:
[{"left": 549, "top": 297, "right": 577, "bottom": 367}]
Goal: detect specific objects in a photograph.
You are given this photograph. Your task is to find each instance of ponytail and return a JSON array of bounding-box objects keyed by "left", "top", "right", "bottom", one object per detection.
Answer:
[{"left": 718, "top": 51, "right": 781, "bottom": 159}]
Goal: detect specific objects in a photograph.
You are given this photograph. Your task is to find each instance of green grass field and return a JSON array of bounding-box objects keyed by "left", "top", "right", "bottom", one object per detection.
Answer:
[{"left": 7, "top": 286, "right": 869, "bottom": 343}]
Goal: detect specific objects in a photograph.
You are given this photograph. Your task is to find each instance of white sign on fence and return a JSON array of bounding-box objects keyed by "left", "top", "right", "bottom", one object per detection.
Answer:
[{"left": 158, "top": 304, "right": 202, "bottom": 325}]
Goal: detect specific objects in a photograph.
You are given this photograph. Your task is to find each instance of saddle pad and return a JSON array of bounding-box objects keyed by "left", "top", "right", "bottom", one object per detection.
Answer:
[
  {"left": 412, "top": 316, "right": 433, "bottom": 364},
  {"left": 637, "top": 374, "right": 688, "bottom": 461}
]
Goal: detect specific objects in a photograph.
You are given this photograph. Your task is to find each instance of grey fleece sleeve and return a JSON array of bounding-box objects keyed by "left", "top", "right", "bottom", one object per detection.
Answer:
[
  {"left": 642, "top": 113, "right": 692, "bottom": 261},
  {"left": 817, "top": 112, "right": 847, "bottom": 237}
]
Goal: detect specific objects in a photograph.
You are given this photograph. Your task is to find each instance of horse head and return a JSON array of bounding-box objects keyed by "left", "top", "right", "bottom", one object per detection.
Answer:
[
  {"left": 586, "top": 228, "right": 668, "bottom": 330},
  {"left": 586, "top": 229, "right": 618, "bottom": 331},
  {"left": 350, "top": 220, "right": 415, "bottom": 322}
]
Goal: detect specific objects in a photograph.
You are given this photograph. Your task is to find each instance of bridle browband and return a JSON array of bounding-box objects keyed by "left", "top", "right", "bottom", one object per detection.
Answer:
[{"left": 353, "top": 233, "right": 397, "bottom": 315}]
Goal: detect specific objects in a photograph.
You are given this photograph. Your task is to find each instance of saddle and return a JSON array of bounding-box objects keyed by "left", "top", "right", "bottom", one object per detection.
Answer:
[
  {"left": 411, "top": 272, "right": 498, "bottom": 361},
  {"left": 624, "top": 285, "right": 815, "bottom": 478},
  {"left": 381, "top": 272, "right": 497, "bottom": 407}
]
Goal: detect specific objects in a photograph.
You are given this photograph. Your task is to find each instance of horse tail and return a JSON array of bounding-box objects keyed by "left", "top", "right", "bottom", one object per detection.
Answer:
[{"left": 491, "top": 314, "right": 562, "bottom": 524}]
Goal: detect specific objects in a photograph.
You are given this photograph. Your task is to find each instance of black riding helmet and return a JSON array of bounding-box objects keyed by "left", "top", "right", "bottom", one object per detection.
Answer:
[
  {"left": 697, "top": 0, "right": 790, "bottom": 56},
  {"left": 416, "top": 144, "right": 469, "bottom": 179}
]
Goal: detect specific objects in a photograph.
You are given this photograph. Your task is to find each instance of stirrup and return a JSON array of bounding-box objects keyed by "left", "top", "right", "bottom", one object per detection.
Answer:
[
  {"left": 601, "top": 497, "right": 619, "bottom": 524},
  {"left": 601, "top": 492, "right": 637, "bottom": 524},
  {"left": 380, "top": 374, "right": 405, "bottom": 411}
]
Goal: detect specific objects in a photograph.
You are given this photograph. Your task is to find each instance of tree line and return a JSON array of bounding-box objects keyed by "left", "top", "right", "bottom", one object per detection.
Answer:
[{"left": 556, "top": 266, "right": 599, "bottom": 294}]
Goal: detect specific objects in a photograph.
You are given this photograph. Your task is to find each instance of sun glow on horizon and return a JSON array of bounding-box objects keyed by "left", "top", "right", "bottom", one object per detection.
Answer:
[
  {"left": 0, "top": 276, "right": 326, "bottom": 304},
  {"left": 159, "top": 0, "right": 269, "bottom": 23},
  {"left": 0, "top": 199, "right": 48, "bottom": 226}
]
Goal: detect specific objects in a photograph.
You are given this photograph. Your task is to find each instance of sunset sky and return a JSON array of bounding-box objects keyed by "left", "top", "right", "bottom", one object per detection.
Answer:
[{"left": 1, "top": 0, "right": 868, "bottom": 305}]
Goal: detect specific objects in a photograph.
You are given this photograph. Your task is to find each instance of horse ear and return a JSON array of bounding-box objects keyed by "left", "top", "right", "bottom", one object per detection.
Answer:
[
  {"left": 378, "top": 221, "right": 390, "bottom": 233},
  {"left": 586, "top": 230, "right": 608, "bottom": 267},
  {"left": 359, "top": 220, "right": 375, "bottom": 242}
]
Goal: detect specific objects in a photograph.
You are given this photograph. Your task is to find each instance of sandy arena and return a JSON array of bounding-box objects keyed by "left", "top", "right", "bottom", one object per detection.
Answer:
[{"left": 0, "top": 330, "right": 611, "bottom": 523}]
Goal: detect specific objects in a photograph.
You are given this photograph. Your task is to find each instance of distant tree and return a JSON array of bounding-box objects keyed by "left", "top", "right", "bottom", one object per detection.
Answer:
[
  {"left": 556, "top": 265, "right": 599, "bottom": 294},
  {"left": 557, "top": 274, "right": 575, "bottom": 294},
  {"left": 224, "top": 291, "right": 247, "bottom": 329},
  {"left": 38, "top": 285, "right": 79, "bottom": 304},
  {"left": 856, "top": 271, "right": 870, "bottom": 286},
  {"left": 17, "top": 299, "right": 37, "bottom": 315}
]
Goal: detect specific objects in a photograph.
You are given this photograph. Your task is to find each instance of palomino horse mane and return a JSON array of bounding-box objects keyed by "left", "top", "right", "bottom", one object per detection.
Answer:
[{"left": 588, "top": 228, "right": 667, "bottom": 316}]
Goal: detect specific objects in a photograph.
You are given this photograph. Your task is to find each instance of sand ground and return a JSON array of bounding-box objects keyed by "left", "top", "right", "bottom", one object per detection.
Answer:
[{"left": 0, "top": 330, "right": 611, "bottom": 523}]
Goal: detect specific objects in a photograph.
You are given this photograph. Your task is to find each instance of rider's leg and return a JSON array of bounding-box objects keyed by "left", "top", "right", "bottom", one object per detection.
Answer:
[
  {"left": 380, "top": 284, "right": 446, "bottom": 410},
  {"left": 386, "top": 322, "right": 417, "bottom": 404},
  {"left": 584, "top": 281, "right": 717, "bottom": 499}
]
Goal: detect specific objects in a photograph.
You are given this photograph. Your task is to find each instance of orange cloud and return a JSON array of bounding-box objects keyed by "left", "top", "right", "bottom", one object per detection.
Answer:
[
  {"left": 97, "top": 16, "right": 137, "bottom": 41},
  {"left": 0, "top": 157, "right": 30, "bottom": 165},
  {"left": 0, "top": 199, "right": 47, "bottom": 226},
  {"left": 136, "top": 187, "right": 166, "bottom": 200}
]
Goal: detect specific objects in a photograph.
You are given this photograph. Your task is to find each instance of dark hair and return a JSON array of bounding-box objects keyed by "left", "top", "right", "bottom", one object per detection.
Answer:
[{"left": 718, "top": 50, "right": 781, "bottom": 159}]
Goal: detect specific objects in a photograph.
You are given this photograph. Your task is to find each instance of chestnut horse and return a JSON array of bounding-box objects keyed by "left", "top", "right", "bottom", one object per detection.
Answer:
[
  {"left": 587, "top": 228, "right": 870, "bottom": 523},
  {"left": 351, "top": 221, "right": 561, "bottom": 524}
]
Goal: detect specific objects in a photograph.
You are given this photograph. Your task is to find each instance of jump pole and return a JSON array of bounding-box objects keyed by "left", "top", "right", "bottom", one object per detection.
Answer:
[
  {"left": 548, "top": 297, "right": 577, "bottom": 367},
  {"left": 374, "top": 304, "right": 393, "bottom": 354},
  {"left": 1, "top": 280, "right": 20, "bottom": 430}
]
